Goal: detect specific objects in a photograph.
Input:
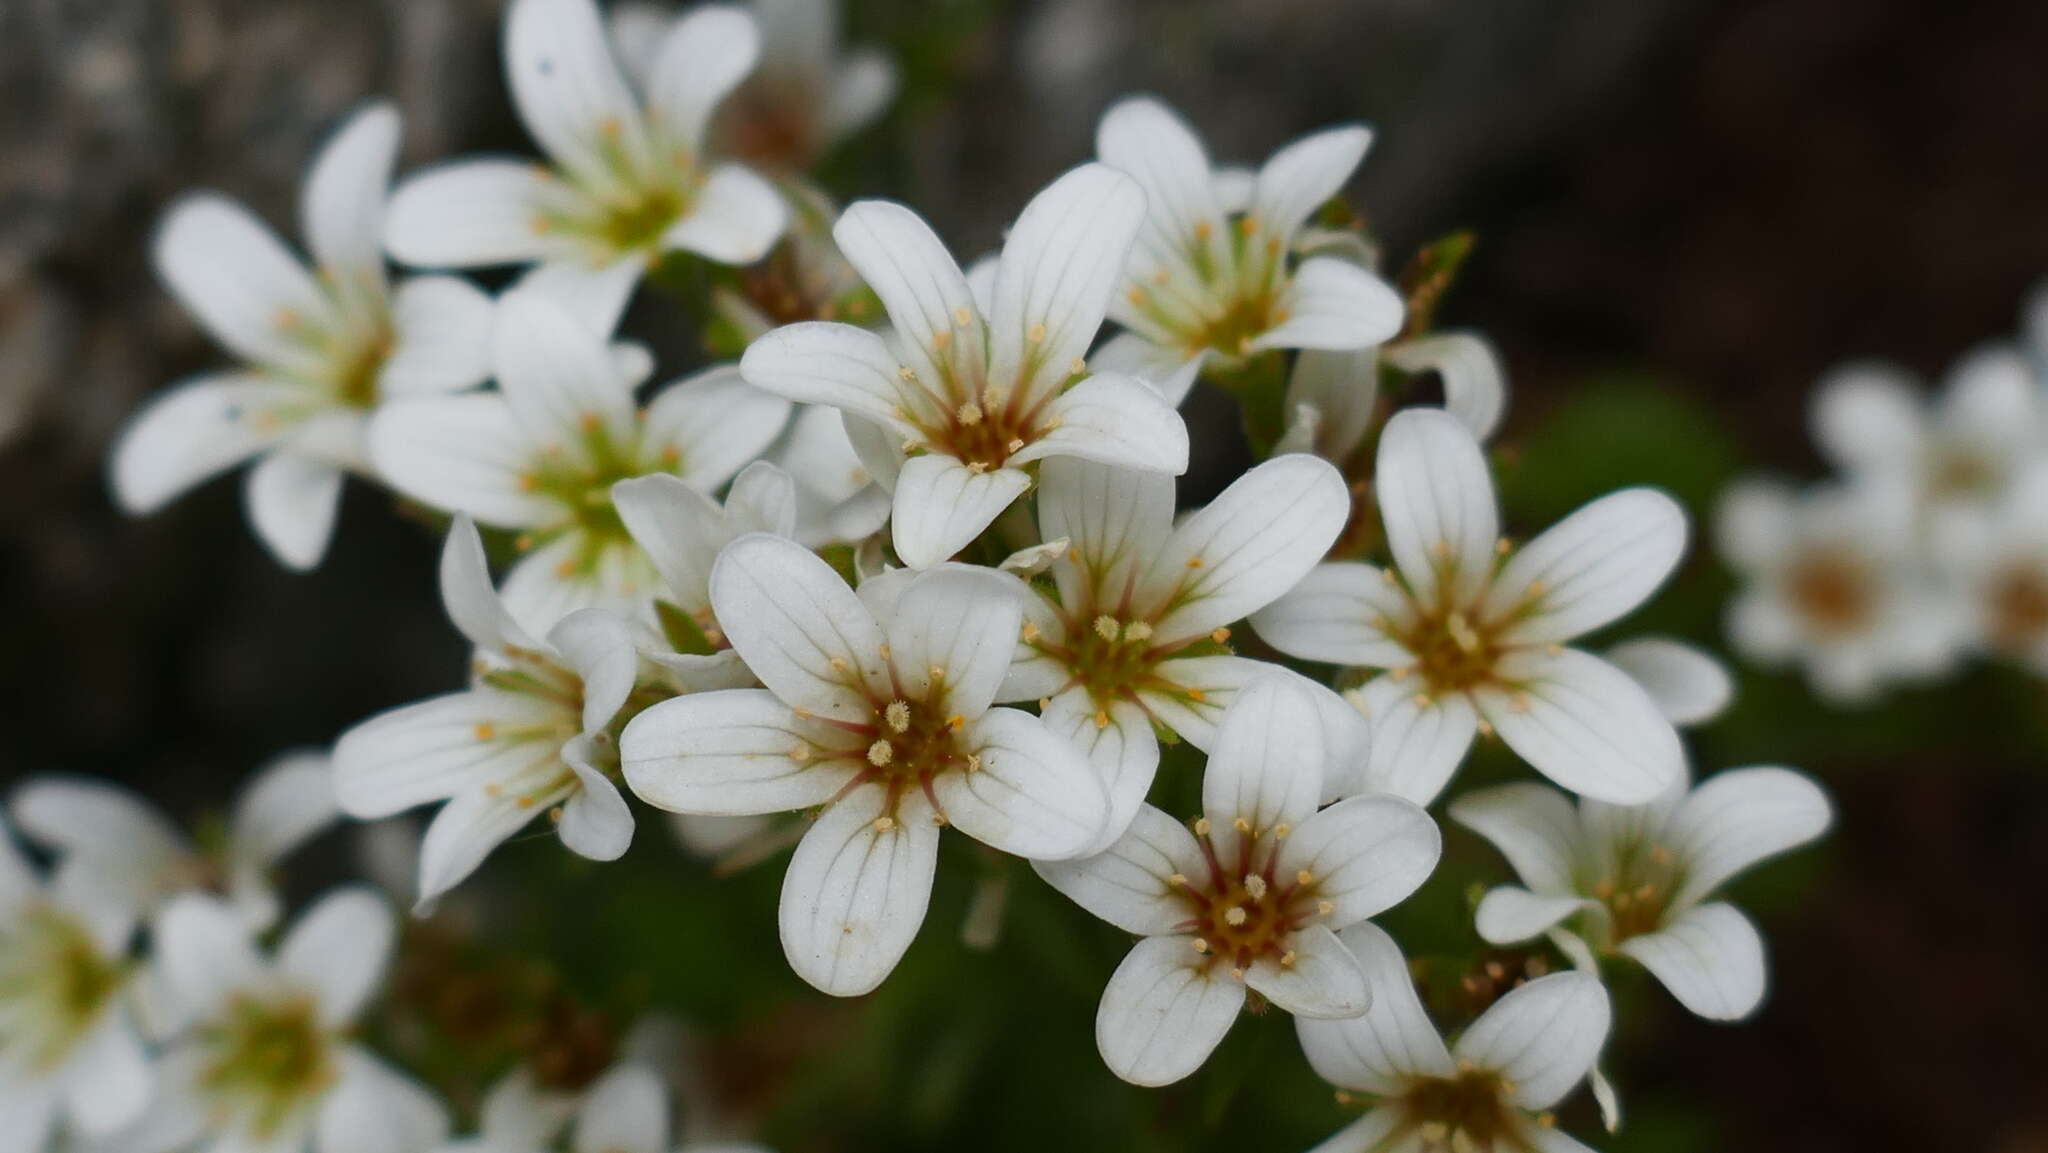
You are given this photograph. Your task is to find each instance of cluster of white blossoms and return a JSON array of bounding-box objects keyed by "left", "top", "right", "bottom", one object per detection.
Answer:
[
  {"left": 65, "top": 0, "right": 1851, "bottom": 1149},
  {"left": 1717, "top": 292, "right": 2048, "bottom": 701}
]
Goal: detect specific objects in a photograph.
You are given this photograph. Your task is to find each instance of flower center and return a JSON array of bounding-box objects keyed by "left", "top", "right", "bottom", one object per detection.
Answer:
[
  {"left": 1579, "top": 839, "right": 1682, "bottom": 946},
  {"left": 1397, "top": 1067, "right": 1523, "bottom": 1150},
  {"left": 1786, "top": 551, "right": 1875, "bottom": 634},
  {"left": 1399, "top": 610, "right": 1505, "bottom": 696},
  {"left": 1170, "top": 818, "right": 1334, "bottom": 977},
  {"left": 199, "top": 993, "right": 336, "bottom": 1138},
  {"left": 1124, "top": 214, "right": 1291, "bottom": 362},
  {"left": 597, "top": 185, "right": 686, "bottom": 254},
  {"left": 0, "top": 905, "right": 125, "bottom": 1070},
  {"left": 330, "top": 329, "right": 394, "bottom": 409},
  {"left": 1928, "top": 444, "right": 1999, "bottom": 500},
  {"left": 518, "top": 414, "right": 677, "bottom": 578},
  {"left": 1988, "top": 564, "right": 2048, "bottom": 651}
]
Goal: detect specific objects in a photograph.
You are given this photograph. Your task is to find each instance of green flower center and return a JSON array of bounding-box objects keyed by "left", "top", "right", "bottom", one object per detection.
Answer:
[
  {"left": 199, "top": 993, "right": 335, "bottom": 1137},
  {"left": 0, "top": 905, "right": 125, "bottom": 1070}
]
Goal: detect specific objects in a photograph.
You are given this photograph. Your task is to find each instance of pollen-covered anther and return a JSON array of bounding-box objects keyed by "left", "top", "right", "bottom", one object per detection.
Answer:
[
  {"left": 944, "top": 713, "right": 964, "bottom": 732},
  {"left": 872, "top": 815, "right": 895, "bottom": 833},
  {"left": 1223, "top": 906, "right": 1249, "bottom": 926},
  {"left": 897, "top": 366, "right": 917, "bottom": 382},
  {"left": 1185, "top": 688, "right": 1206, "bottom": 701},
  {"left": 952, "top": 305, "right": 973, "bottom": 327},
  {"left": 1167, "top": 873, "right": 1189, "bottom": 887},
  {"left": 1242, "top": 873, "right": 1269, "bottom": 900},
  {"left": 1122, "top": 621, "right": 1154, "bottom": 643},
  {"left": 1193, "top": 817, "right": 1212, "bottom": 836},
  {"left": 1651, "top": 845, "right": 1675, "bottom": 866},
  {"left": 1004, "top": 437, "right": 1025, "bottom": 453},
  {"left": 956, "top": 401, "right": 984, "bottom": 426},
  {"left": 1093, "top": 615, "right": 1119, "bottom": 642},
  {"left": 1068, "top": 357, "right": 1086, "bottom": 375},
  {"left": 866, "top": 740, "right": 894, "bottom": 767},
  {"left": 789, "top": 742, "right": 812, "bottom": 764},
  {"left": 1233, "top": 816, "right": 1253, "bottom": 834},
  {"left": 1094, "top": 710, "right": 1110, "bottom": 730},
  {"left": 1270, "top": 823, "right": 1290, "bottom": 839},
  {"left": 473, "top": 722, "right": 496, "bottom": 741},
  {"left": 1316, "top": 899, "right": 1335, "bottom": 916},
  {"left": 577, "top": 411, "right": 603, "bottom": 433},
  {"left": 1210, "top": 627, "right": 1231, "bottom": 643},
  {"left": 884, "top": 700, "right": 911, "bottom": 733},
  {"left": 1020, "top": 621, "right": 1040, "bottom": 643},
  {"left": 828, "top": 657, "right": 849, "bottom": 672},
  {"left": 1279, "top": 950, "right": 1297, "bottom": 967},
  {"left": 1295, "top": 869, "right": 1314, "bottom": 886},
  {"left": 1191, "top": 937, "right": 1210, "bottom": 954},
  {"left": 932, "top": 329, "right": 953, "bottom": 350},
  {"left": 1027, "top": 322, "right": 1047, "bottom": 343},
  {"left": 964, "top": 753, "right": 981, "bottom": 773},
  {"left": 1186, "top": 556, "right": 1205, "bottom": 569}
]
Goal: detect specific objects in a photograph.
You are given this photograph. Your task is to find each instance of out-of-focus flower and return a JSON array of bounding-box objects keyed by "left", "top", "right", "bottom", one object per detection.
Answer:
[
  {"left": 370, "top": 291, "right": 789, "bottom": 638},
  {"left": 769, "top": 404, "right": 892, "bottom": 547},
  {"left": 437, "top": 1059, "right": 770, "bottom": 1153},
  {"left": 622, "top": 533, "right": 1107, "bottom": 995},
  {"left": 112, "top": 888, "right": 446, "bottom": 1153},
  {"left": 1252, "top": 409, "right": 1689, "bottom": 805},
  {"left": 711, "top": 185, "right": 875, "bottom": 342},
  {"left": 1273, "top": 333, "right": 1508, "bottom": 465},
  {"left": 740, "top": 163, "right": 1188, "bottom": 568},
  {"left": 1716, "top": 479, "right": 1956, "bottom": 702},
  {"left": 385, "top": 0, "right": 785, "bottom": 335},
  {"left": 1947, "top": 462, "right": 2048, "bottom": 672},
  {"left": 1090, "top": 97, "right": 1405, "bottom": 403},
  {"left": 1602, "top": 637, "right": 1734, "bottom": 727},
  {"left": 1037, "top": 676, "right": 1439, "bottom": 1087},
  {"left": 1298, "top": 924, "right": 1610, "bottom": 1153},
  {"left": 996, "top": 455, "right": 1364, "bottom": 852},
  {"left": 0, "top": 817, "right": 152, "bottom": 1146},
  {"left": 10, "top": 753, "right": 336, "bottom": 930},
  {"left": 1452, "top": 766, "right": 1831, "bottom": 1020},
  {"left": 114, "top": 104, "right": 493, "bottom": 570},
  {"left": 334, "top": 517, "right": 661, "bottom": 909}
]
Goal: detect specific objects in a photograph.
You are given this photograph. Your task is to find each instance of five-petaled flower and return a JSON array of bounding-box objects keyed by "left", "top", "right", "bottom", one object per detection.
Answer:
[
  {"left": 1089, "top": 96, "right": 1406, "bottom": 403},
  {"left": 333, "top": 516, "right": 660, "bottom": 909},
  {"left": 385, "top": 0, "right": 787, "bottom": 335},
  {"left": 113, "top": 104, "right": 494, "bottom": 571},
  {"left": 621, "top": 533, "right": 1108, "bottom": 995},
  {"left": 1298, "top": 923, "right": 1612, "bottom": 1153},
  {"left": 739, "top": 162, "right": 1190, "bottom": 568},
  {"left": 1452, "top": 765, "right": 1831, "bottom": 1021},
  {"left": 1037, "top": 675, "right": 1439, "bottom": 1087},
  {"left": 1253, "top": 408, "right": 1689, "bottom": 806}
]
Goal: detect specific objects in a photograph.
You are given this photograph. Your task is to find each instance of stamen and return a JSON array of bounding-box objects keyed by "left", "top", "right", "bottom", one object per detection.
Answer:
[
  {"left": 1020, "top": 621, "right": 1041, "bottom": 642},
  {"left": 885, "top": 700, "right": 911, "bottom": 732},
  {"left": 1027, "top": 322, "right": 1047, "bottom": 343},
  {"left": 867, "top": 740, "right": 894, "bottom": 767},
  {"left": 473, "top": 722, "right": 496, "bottom": 741},
  {"left": 1210, "top": 627, "right": 1231, "bottom": 643},
  {"left": 1224, "top": 907, "right": 1248, "bottom": 926},
  {"left": 1094, "top": 615, "right": 1119, "bottom": 641},
  {"left": 789, "top": 743, "right": 812, "bottom": 764},
  {"left": 1191, "top": 937, "right": 1211, "bottom": 953},
  {"left": 957, "top": 401, "right": 984, "bottom": 426},
  {"left": 953, "top": 305, "right": 973, "bottom": 327},
  {"left": 873, "top": 816, "right": 895, "bottom": 832},
  {"left": 1193, "top": 817, "right": 1211, "bottom": 835},
  {"left": 1242, "top": 874, "right": 1269, "bottom": 900},
  {"left": 1122, "top": 621, "right": 1154, "bottom": 642}
]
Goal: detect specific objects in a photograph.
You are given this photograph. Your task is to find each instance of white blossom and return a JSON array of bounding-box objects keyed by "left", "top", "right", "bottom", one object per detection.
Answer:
[
  {"left": 113, "top": 104, "right": 494, "bottom": 570},
  {"left": 621, "top": 533, "right": 1107, "bottom": 995},
  {"left": 438, "top": 1059, "right": 769, "bottom": 1153},
  {"left": 1451, "top": 766, "right": 1831, "bottom": 1021},
  {"left": 1037, "top": 676, "right": 1439, "bottom": 1086},
  {"left": 1946, "top": 461, "right": 2048, "bottom": 672},
  {"left": 1253, "top": 408, "right": 1689, "bottom": 805}
]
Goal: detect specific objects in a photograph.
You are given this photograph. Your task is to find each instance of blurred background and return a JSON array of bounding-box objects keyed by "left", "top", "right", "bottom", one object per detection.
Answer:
[{"left": 5, "top": 0, "right": 2048, "bottom": 1149}]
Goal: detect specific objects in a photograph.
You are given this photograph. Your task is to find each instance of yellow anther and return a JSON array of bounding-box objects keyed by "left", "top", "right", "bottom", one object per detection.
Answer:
[
  {"left": 1316, "top": 899, "right": 1334, "bottom": 916},
  {"left": 829, "top": 657, "right": 849, "bottom": 672},
  {"left": 885, "top": 700, "right": 911, "bottom": 732},
  {"left": 1224, "top": 907, "right": 1248, "bottom": 926},
  {"left": 1296, "top": 869, "right": 1314, "bottom": 886},
  {"left": 1476, "top": 720, "right": 1495, "bottom": 738},
  {"left": 1526, "top": 579, "right": 1548, "bottom": 599},
  {"left": 1186, "top": 556, "right": 1204, "bottom": 569},
  {"left": 1233, "top": 817, "right": 1252, "bottom": 833},
  {"left": 1167, "top": 873, "right": 1189, "bottom": 887},
  {"left": 1193, "top": 817, "right": 1211, "bottom": 835},
  {"left": 1243, "top": 874, "right": 1269, "bottom": 900},
  {"left": 1193, "top": 220, "right": 1214, "bottom": 240},
  {"left": 1127, "top": 288, "right": 1147, "bottom": 306},
  {"left": 947, "top": 714, "right": 964, "bottom": 730},
  {"left": 577, "top": 411, "right": 603, "bottom": 433},
  {"left": 964, "top": 753, "right": 981, "bottom": 772},
  {"left": 1412, "top": 693, "right": 1432, "bottom": 709},
  {"left": 1497, "top": 537, "right": 1514, "bottom": 555},
  {"left": 1186, "top": 688, "right": 1206, "bottom": 702},
  {"left": 867, "top": 740, "right": 894, "bottom": 767},
  {"left": 1068, "top": 357, "right": 1086, "bottom": 375},
  {"left": 1510, "top": 692, "right": 1532, "bottom": 713},
  {"left": 1390, "top": 666, "right": 1411, "bottom": 682},
  {"left": 1094, "top": 615, "right": 1120, "bottom": 641},
  {"left": 967, "top": 461, "right": 988, "bottom": 474},
  {"left": 789, "top": 743, "right": 812, "bottom": 764},
  {"left": 1020, "top": 621, "right": 1041, "bottom": 643},
  {"left": 517, "top": 473, "right": 540, "bottom": 492},
  {"left": 1238, "top": 216, "right": 1260, "bottom": 235},
  {"left": 1094, "top": 710, "right": 1110, "bottom": 730},
  {"left": 957, "top": 401, "right": 984, "bottom": 426},
  {"left": 1210, "top": 627, "right": 1231, "bottom": 643},
  {"left": 485, "top": 783, "right": 503, "bottom": 797},
  {"left": 932, "top": 329, "right": 953, "bottom": 349},
  {"left": 275, "top": 306, "right": 302, "bottom": 330},
  {"left": 1635, "top": 883, "right": 1658, "bottom": 901},
  {"left": 1005, "top": 437, "right": 1025, "bottom": 453},
  {"left": 555, "top": 559, "right": 577, "bottom": 579},
  {"left": 514, "top": 533, "right": 536, "bottom": 552},
  {"left": 793, "top": 707, "right": 812, "bottom": 719},
  {"left": 953, "top": 305, "right": 973, "bottom": 327},
  {"left": 1651, "top": 845, "right": 1675, "bottom": 866},
  {"left": 873, "top": 815, "right": 895, "bottom": 832},
  {"left": 516, "top": 795, "right": 536, "bottom": 809},
  {"left": 1122, "top": 621, "right": 1153, "bottom": 643},
  {"left": 1270, "top": 823, "right": 1291, "bottom": 839},
  {"left": 898, "top": 365, "right": 918, "bottom": 382},
  {"left": 1192, "top": 937, "right": 1210, "bottom": 954},
  {"left": 1037, "top": 697, "right": 1051, "bottom": 710},
  {"left": 878, "top": 644, "right": 892, "bottom": 660},
  {"left": 1027, "top": 322, "right": 1047, "bottom": 343},
  {"left": 473, "top": 722, "right": 496, "bottom": 741},
  {"left": 1279, "top": 950, "right": 1297, "bottom": 967},
  {"left": 1592, "top": 879, "right": 1616, "bottom": 899},
  {"left": 1230, "top": 966, "right": 1245, "bottom": 980}
]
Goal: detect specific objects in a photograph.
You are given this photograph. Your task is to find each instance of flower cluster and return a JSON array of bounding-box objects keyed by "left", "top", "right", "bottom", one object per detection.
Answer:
[
  {"left": 61, "top": 0, "right": 1848, "bottom": 1150},
  {"left": 1716, "top": 297, "right": 2048, "bottom": 701}
]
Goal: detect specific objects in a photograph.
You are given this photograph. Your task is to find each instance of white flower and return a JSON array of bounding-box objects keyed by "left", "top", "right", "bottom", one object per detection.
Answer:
[
  {"left": 439, "top": 1059, "right": 769, "bottom": 1153},
  {"left": 708, "top": 184, "right": 876, "bottom": 343},
  {"left": 109, "top": 888, "right": 447, "bottom": 1153},
  {"left": 0, "top": 817, "right": 152, "bottom": 1147},
  {"left": 1716, "top": 479, "right": 1956, "bottom": 702},
  {"left": 1948, "top": 461, "right": 2048, "bottom": 672},
  {"left": 769, "top": 404, "right": 892, "bottom": 547},
  {"left": 334, "top": 516, "right": 656, "bottom": 909},
  {"left": 113, "top": 103, "right": 494, "bottom": 570},
  {"left": 369, "top": 290, "right": 790, "bottom": 638},
  {"left": 621, "top": 533, "right": 1108, "bottom": 995},
  {"left": 1089, "top": 97, "right": 1405, "bottom": 403},
  {"left": 1298, "top": 923, "right": 1610, "bottom": 1153},
  {"left": 995, "top": 454, "right": 1367, "bottom": 852},
  {"left": 1602, "top": 637, "right": 1733, "bottom": 727},
  {"left": 385, "top": 0, "right": 787, "bottom": 335},
  {"left": 1252, "top": 408, "right": 1690, "bottom": 806},
  {"left": 1451, "top": 766, "right": 1831, "bottom": 1021},
  {"left": 1274, "top": 334, "right": 1508, "bottom": 464},
  {"left": 1037, "top": 675, "right": 1440, "bottom": 1087},
  {"left": 9, "top": 751, "right": 337, "bottom": 930},
  {"left": 740, "top": 163, "right": 1190, "bottom": 568}
]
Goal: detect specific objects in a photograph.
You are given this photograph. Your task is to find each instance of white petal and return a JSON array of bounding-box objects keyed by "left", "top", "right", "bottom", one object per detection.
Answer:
[
  {"left": 1454, "top": 971, "right": 1610, "bottom": 1110},
  {"left": 556, "top": 743, "right": 635, "bottom": 861},
  {"left": 154, "top": 894, "right": 265, "bottom": 1019},
  {"left": 1603, "top": 637, "right": 1733, "bottom": 726},
  {"left": 985, "top": 164, "right": 1144, "bottom": 408},
  {"left": 494, "top": 291, "right": 638, "bottom": 454},
  {"left": 1299, "top": 1111, "right": 1406, "bottom": 1153},
  {"left": 1349, "top": 676, "right": 1478, "bottom": 805},
  {"left": 726, "top": 459, "right": 800, "bottom": 535},
  {"left": 368, "top": 395, "right": 553, "bottom": 526},
  {"left": 1040, "top": 690, "right": 1161, "bottom": 856},
  {"left": 1032, "top": 803, "right": 1200, "bottom": 936},
  {"left": 438, "top": 514, "right": 538, "bottom": 654},
  {"left": 332, "top": 691, "right": 564, "bottom": 818},
  {"left": 378, "top": 275, "right": 495, "bottom": 396},
  {"left": 0, "top": 1078, "right": 58, "bottom": 1153},
  {"left": 513, "top": 256, "right": 644, "bottom": 337},
  {"left": 547, "top": 608, "right": 639, "bottom": 731},
  {"left": 303, "top": 103, "right": 400, "bottom": 280},
  {"left": 1035, "top": 455, "right": 1175, "bottom": 613},
  {"left": 778, "top": 785, "right": 940, "bottom": 996},
  {"left": 1298, "top": 923, "right": 1455, "bottom": 1093},
  {"left": 1246, "top": 922, "right": 1369, "bottom": 1018},
  {"left": 63, "top": 1014, "right": 152, "bottom": 1136},
  {"left": 1810, "top": 362, "right": 1923, "bottom": 473},
  {"left": 244, "top": 450, "right": 344, "bottom": 571},
  {"left": 506, "top": 0, "right": 646, "bottom": 180},
  {"left": 645, "top": 5, "right": 759, "bottom": 156},
  {"left": 889, "top": 457, "right": 1032, "bottom": 569},
  {"left": 232, "top": 751, "right": 339, "bottom": 867},
  {"left": 1617, "top": 902, "right": 1767, "bottom": 1021},
  {"left": 1250, "top": 562, "right": 1415, "bottom": 668},
  {"left": 1712, "top": 478, "right": 1797, "bottom": 572},
  {"left": 1088, "top": 331, "right": 1205, "bottom": 406},
  {"left": 1200, "top": 674, "right": 1324, "bottom": 863},
  {"left": 832, "top": 199, "right": 981, "bottom": 390},
  {"left": 1094, "top": 97, "right": 1223, "bottom": 290},
  {"left": 1940, "top": 344, "right": 2038, "bottom": 458},
  {"left": 709, "top": 532, "right": 888, "bottom": 721},
  {"left": 110, "top": 374, "right": 299, "bottom": 513},
  {"left": 1446, "top": 782, "right": 1582, "bottom": 895},
  {"left": 1135, "top": 657, "right": 1366, "bottom": 790},
  {"left": 1255, "top": 257, "right": 1403, "bottom": 353},
  {"left": 740, "top": 320, "right": 916, "bottom": 433},
  {"left": 418, "top": 781, "right": 568, "bottom": 906},
  {"left": 385, "top": 159, "right": 553, "bottom": 268},
  {"left": 1477, "top": 648, "right": 1685, "bottom": 804},
  {"left": 642, "top": 364, "right": 793, "bottom": 491},
  {"left": 1252, "top": 124, "right": 1371, "bottom": 244},
  {"left": 9, "top": 778, "right": 190, "bottom": 889},
  {"left": 1277, "top": 793, "right": 1441, "bottom": 925},
  {"left": 1004, "top": 371, "right": 1190, "bottom": 474},
  {"left": 1094, "top": 935, "right": 1245, "bottom": 1087},
  {"left": 824, "top": 49, "right": 897, "bottom": 143},
  {"left": 622, "top": 689, "right": 861, "bottom": 815},
  {"left": 664, "top": 164, "right": 786, "bottom": 264},
  {"left": 1375, "top": 408, "right": 1499, "bottom": 604},
  {"left": 1385, "top": 331, "right": 1508, "bottom": 441},
  {"left": 1140, "top": 454, "right": 1347, "bottom": 644},
  {"left": 153, "top": 194, "right": 326, "bottom": 368},
  {"left": 612, "top": 473, "right": 729, "bottom": 611},
  {"left": 278, "top": 886, "right": 394, "bottom": 1027},
  {"left": 1473, "top": 887, "right": 1590, "bottom": 944},
  {"left": 885, "top": 566, "right": 1023, "bottom": 716},
  {"left": 1490, "top": 488, "right": 1688, "bottom": 645},
  {"left": 316, "top": 1048, "right": 450, "bottom": 1153},
  {"left": 1284, "top": 348, "right": 1378, "bottom": 462},
  {"left": 927, "top": 707, "right": 1102, "bottom": 859},
  {"left": 478, "top": 1068, "right": 576, "bottom": 1147},
  {"left": 571, "top": 1063, "right": 668, "bottom": 1153},
  {"left": 1666, "top": 766, "right": 1831, "bottom": 909}
]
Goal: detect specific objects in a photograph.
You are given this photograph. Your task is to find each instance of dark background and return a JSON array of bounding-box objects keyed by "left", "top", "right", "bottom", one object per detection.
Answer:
[{"left": 4, "top": 0, "right": 2047, "bottom": 1149}]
